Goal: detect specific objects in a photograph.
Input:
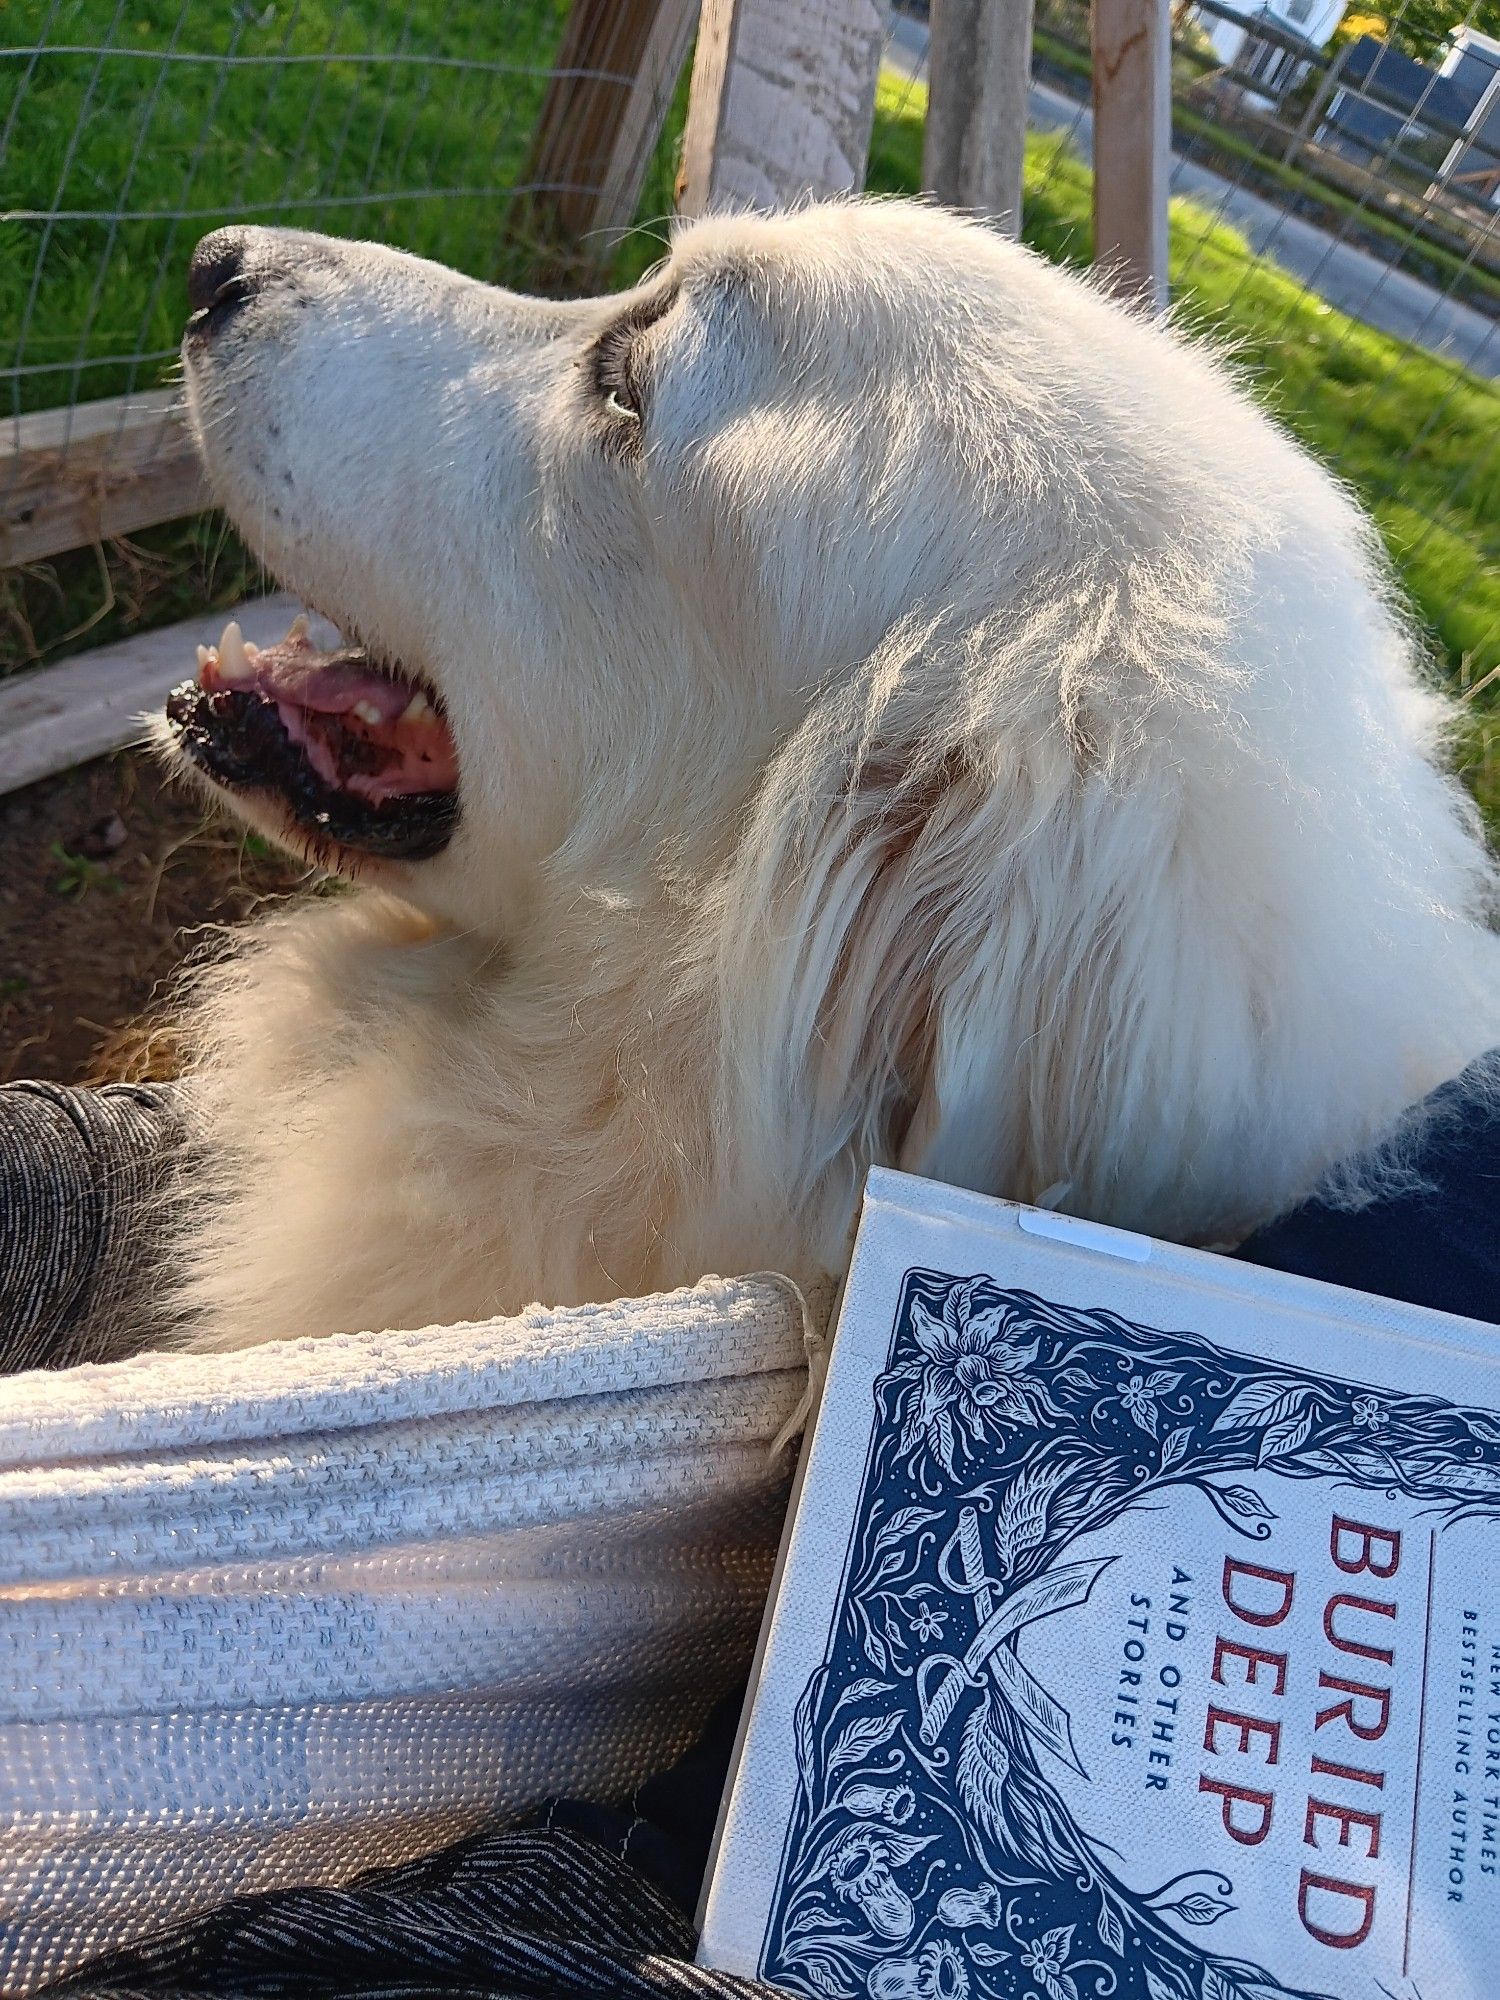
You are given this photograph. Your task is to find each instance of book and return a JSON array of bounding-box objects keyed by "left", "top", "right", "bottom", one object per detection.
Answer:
[{"left": 698, "top": 1167, "right": 1500, "bottom": 2000}]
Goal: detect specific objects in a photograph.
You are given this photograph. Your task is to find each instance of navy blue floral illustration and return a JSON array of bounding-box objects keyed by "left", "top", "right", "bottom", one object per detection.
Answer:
[{"left": 760, "top": 1274, "right": 1500, "bottom": 2000}]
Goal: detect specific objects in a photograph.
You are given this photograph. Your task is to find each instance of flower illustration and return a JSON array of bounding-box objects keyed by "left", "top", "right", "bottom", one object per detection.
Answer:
[
  {"left": 844, "top": 1781, "right": 916, "bottom": 1826},
  {"left": 868, "top": 1939, "right": 970, "bottom": 2000},
  {"left": 899, "top": 1282, "right": 1055, "bottom": 1472},
  {"left": 908, "top": 1596, "right": 947, "bottom": 1644},
  {"left": 1115, "top": 1369, "right": 1180, "bottom": 1440},
  {"left": 1019, "top": 1924, "right": 1079, "bottom": 2000},
  {"left": 936, "top": 1881, "right": 1003, "bottom": 1928},
  {"left": 830, "top": 1830, "right": 919, "bottom": 1940},
  {"left": 1352, "top": 1394, "right": 1387, "bottom": 1430}
]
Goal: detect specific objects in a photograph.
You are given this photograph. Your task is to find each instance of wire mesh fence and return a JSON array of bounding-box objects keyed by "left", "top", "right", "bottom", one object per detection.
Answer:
[{"left": 0, "top": 0, "right": 689, "bottom": 671}]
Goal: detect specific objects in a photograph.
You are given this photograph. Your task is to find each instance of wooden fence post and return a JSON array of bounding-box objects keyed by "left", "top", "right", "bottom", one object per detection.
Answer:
[
  {"left": 1091, "top": 0, "right": 1171, "bottom": 308},
  {"left": 923, "top": 0, "right": 1035, "bottom": 236},
  {"left": 678, "top": 0, "right": 888, "bottom": 215},
  {"left": 520, "top": 0, "right": 699, "bottom": 274}
]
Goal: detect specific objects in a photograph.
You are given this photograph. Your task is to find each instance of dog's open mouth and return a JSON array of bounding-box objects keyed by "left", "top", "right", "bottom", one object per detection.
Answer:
[{"left": 166, "top": 615, "right": 460, "bottom": 861}]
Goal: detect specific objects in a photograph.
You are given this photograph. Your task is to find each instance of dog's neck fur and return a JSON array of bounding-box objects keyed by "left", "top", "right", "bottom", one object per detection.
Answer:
[{"left": 170, "top": 872, "right": 761, "bottom": 1351}]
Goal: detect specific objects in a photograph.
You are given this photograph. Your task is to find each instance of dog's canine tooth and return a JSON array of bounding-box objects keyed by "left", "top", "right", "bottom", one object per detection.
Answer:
[
  {"left": 196, "top": 644, "right": 213, "bottom": 669},
  {"left": 400, "top": 692, "right": 431, "bottom": 722},
  {"left": 286, "top": 613, "right": 310, "bottom": 643},
  {"left": 352, "top": 699, "right": 383, "bottom": 726},
  {"left": 218, "top": 620, "right": 252, "bottom": 682}
]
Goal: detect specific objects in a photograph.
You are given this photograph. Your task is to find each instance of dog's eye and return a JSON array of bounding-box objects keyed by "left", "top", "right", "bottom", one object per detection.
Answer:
[
  {"left": 586, "top": 285, "right": 678, "bottom": 437},
  {"left": 603, "top": 382, "right": 640, "bottom": 425},
  {"left": 593, "top": 337, "right": 643, "bottom": 426}
]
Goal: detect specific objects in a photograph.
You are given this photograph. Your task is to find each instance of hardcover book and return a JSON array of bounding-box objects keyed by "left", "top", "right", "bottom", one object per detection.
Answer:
[{"left": 698, "top": 1168, "right": 1500, "bottom": 2000}]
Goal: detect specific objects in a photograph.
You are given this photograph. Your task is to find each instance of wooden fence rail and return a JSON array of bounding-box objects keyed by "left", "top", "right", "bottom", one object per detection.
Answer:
[{"left": 2, "top": 393, "right": 203, "bottom": 572}]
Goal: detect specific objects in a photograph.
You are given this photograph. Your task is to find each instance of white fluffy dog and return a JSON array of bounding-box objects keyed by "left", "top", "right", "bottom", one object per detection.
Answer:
[{"left": 161, "top": 198, "right": 1499, "bottom": 1351}]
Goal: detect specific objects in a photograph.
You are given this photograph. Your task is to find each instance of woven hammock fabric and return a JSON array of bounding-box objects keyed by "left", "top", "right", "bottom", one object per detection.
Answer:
[{"left": 0, "top": 1277, "right": 812, "bottom": 1994}]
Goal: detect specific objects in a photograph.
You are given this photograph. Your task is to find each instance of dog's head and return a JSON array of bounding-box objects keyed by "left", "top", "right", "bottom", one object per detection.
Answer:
[
  {"left": 171, "top": 203, "right": 1230, "bottom": 909},
  {"left": 171, "top": 199, "right": 1495, "bottom": 1249}
]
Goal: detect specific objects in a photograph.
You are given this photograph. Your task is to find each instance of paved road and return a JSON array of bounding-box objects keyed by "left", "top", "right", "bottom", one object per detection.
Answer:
[{"left": 885, "top": 13, "right": 1499, "bottom": 380}]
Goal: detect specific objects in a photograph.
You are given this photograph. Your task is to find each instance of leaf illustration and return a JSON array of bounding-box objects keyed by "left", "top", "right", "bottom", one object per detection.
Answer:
[
  {"left": 1055, "top": 1366, "right": 1097, "bottom": 1396},
  {"left": 1302, "top": 1443, "right": 1402, "bottom": 1484},
  {"left": 795, "top": 1669, "right": 826, "bottom": 1807},
  {"left": 1256, "top": 1407, "right": 1315, "bottom": 1464},
  {"left": 1144, "top": 1971, "right": 1189, "bottom": 2000},
  {"left": 993, "top": 1462, "right": 1064, "bottom": 1573},
  {"left": 797, "top": 1952, "right": 852, "bottom": 1998},
  {"left": 875, "top": 1505, "right": 940, "bottom": 1551},
  {"left": 826, "top": 1710, "right": 901, "bottom": 1774},
  {"left": 1160, "top": 1426, "right": 1192, "bottom": 1470},
  {"left": 1097, "top": 1903, "right": 1125, "bottom": 1954},
  {"left": 833, "top": 1677, "right": 893, "bottom": 1714},
  {"left": 970, "top": 1941, "right": 1008, "bottom": 1966},
  {"left": 955, "top": 1705, "right": 1013, "bottom": 1852},
  {"left": 1039, "top": 1972, "right": 1078, "bottom": 2000},
  {"left": 1143, "top": 1371, "right": 1181, "bottom": 1396},
  {"left": 1201, "top": 1971, "right": 1242, "bottom": 2000},
  {"left": 1040, "top": 1924, "right": 1076, "bottom": 1959},
  {"left": 1166, "top": 1891, "right": 1236, "bottom": 1926},
  {"left": 878, "top": 1831, "right": 937, "bottom": 1869},
  {"left": 872, "top": 1546, "right": 908, "bottom": 1585},
  {"left": 1210, "top": 1379, "right": 1312, "bottom": 1434},
  {"left": 1215, "top": 1484, "right": 1277, "bottom": 1523},
  {"left": 933, "top": 1407, "right": 957, "bottom": 1476}
]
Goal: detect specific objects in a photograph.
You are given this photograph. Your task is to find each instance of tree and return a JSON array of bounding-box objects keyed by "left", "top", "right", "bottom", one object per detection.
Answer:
[{"left": 1341, "top": 0, "right": 1500, "bottom": 64}]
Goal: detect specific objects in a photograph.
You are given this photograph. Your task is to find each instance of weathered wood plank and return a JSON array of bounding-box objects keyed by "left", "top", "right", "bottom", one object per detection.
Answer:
[
  {"left": 923, "top": 0, "right": 1035, "bottom": 235},
  {"left": 1091, "top": 0, "right": 1171, "bottom": 309},
  {"left": 0, "top": 596, "right": 317, "bottom": 797},
  {"left": 520, "top": 0, "right": 698, "bottom": 273},
  {"left": 679, "top": 0, "right": 887, "bottom": 215},
  {"left": 1, "top": 392, "right": 206, "bottom": 571}
]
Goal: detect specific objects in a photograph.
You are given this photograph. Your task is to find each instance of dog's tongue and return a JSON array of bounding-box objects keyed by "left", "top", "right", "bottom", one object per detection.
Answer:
[{"left": 197, "top": 616, "right": 458, "bottom": 801}]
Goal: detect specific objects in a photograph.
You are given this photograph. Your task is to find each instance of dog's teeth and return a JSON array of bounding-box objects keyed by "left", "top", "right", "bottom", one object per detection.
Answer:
[
  {"left": 352, "top": 699, "right": 383, "bottom": 725},
  {"left": 218, "top": 620, "right": 252, "bottom": 681},
  {"left": 400, "top": 692, "right": 431, "bottom": 722},
  {"left": 196, "top": 645, "right": 212, "bottom": 669},
  {"left": 286, "top": 613, "right": 310, "bottom": 643}
]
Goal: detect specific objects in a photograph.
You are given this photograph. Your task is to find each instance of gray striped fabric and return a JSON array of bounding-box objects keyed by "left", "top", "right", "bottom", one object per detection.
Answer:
[
  {"left": 40, "top": 1826, "right": 779, "bottom": 1998},
  {"left": 0, "top": 1079, "right": 184, "bottom": 1373}
]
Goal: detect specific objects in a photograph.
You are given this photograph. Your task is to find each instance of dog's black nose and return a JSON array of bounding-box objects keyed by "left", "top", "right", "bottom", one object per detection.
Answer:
[{"left": 187, "top": 228, "right": 256, "bottom": 329}]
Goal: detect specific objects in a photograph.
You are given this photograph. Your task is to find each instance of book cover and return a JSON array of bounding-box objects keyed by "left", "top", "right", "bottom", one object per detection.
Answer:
[{"left": 698, "top": 1168, "right": 1500, "bottom": 2000}]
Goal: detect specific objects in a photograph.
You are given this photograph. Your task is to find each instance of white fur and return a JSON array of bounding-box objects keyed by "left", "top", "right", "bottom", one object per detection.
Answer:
[{"left": 165, "top": 198, "right": 1500, "bottom": 1350}]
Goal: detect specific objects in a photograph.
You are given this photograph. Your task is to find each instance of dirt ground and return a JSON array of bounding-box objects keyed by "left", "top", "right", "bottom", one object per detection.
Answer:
[{"left": 0, "top": 751, "right": 308, "bottom": 1086}]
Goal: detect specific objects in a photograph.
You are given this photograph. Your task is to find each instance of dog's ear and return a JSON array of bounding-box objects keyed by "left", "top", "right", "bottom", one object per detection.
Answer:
[
  {"left": 701, "top": 633, "right": 1173, "bottom": 1263},
  {"left": 700, "top": 611, "right": 1395, "bottom": 1265}
]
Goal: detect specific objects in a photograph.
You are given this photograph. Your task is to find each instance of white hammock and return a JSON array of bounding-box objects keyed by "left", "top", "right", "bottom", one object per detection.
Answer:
[{"left": 0, "top": 1277, "right": 817, "bottom": 1993}]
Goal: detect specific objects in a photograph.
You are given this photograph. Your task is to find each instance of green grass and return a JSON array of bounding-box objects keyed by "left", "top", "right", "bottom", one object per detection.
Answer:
[
  {"left": 1, "top": 0, "right": 576, "bottom": 413},
  {"left": 871, "top": 70, "right": 1500, "bottom": 824},
  {"left": 0, "top": 0, "right": 680, "bottom": 668}
]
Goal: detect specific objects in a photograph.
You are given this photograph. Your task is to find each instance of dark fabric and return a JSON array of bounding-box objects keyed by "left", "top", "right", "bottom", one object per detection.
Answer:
[
  {"left": 40, "top": 1823, "right": 774, "bottom": 2000},
  {"left": 0, "top": 1079, "right": 186, "bottom": 1373},
  {"left": 1236, "top": 1050, "right": 1500, "bottom": 1324},
  {"left": 534, "top": 1687, "right": 744, "bottom": 1917}
]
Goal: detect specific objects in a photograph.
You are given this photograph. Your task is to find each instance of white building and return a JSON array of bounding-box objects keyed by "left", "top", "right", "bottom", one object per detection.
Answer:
[
  {"left": 1436, "top": 26, "right": 1500, "bottom": 206},
  {"left": 1200, "top": 0, "right": 1350, "bottom": 105}
]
